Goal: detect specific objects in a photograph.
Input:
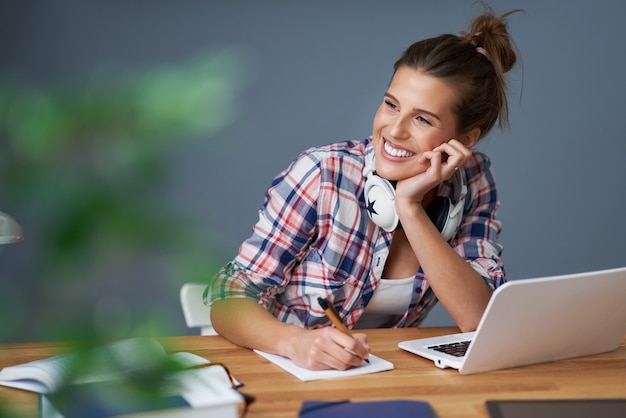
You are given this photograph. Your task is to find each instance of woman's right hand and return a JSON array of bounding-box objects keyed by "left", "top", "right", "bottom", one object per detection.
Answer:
[
  {"left": 284, "top": 326, "right": 371, "bottom": 370},
  {"left": 212, "top": 298, "right": 370, "bottom": 370}
]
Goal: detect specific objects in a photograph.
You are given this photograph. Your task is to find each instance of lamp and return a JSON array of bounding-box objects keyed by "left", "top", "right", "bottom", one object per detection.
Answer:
[{"left": 0, "top": 211, "right": 24, "bottom": 244}]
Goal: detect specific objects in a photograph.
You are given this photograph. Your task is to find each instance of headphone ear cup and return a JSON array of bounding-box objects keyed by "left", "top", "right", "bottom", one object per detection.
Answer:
[
  {"left": 426, "top": 195, "right": 464, "bottom": 241},
  {"left": 426, "top": 196, "right": 451, "bottom": 235},
  {"left": 364, "top": 174, "right": 400, "bottom": 232},
  {"left": 425, "top": 169, "right": 466, "bottom": 241}
]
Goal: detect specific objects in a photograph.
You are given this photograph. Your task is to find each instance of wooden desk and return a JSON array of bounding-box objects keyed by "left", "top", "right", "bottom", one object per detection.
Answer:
[{"left": 1, "top": 328, "right": 625, "bottom": 417}]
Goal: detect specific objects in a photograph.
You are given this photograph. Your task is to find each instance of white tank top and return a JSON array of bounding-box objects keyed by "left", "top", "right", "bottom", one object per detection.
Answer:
[{"left": 353, "top": 276, "right": 414, "bottom": 329}]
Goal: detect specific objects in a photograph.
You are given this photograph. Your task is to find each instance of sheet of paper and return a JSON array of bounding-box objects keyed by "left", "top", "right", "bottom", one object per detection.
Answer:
[{"left": 254, "top": 350, "right": 393, "bottom": 381}]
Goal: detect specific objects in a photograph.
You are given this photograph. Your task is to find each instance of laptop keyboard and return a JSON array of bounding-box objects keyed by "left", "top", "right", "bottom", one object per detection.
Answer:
[{"left": 428, "top": 340, "right": 472, "bottom": 357}]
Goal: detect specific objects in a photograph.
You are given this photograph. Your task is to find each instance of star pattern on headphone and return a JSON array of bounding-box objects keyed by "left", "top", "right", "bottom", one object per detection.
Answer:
[{"left": 367, "top": 198, "right": 378, "bottom": 216}]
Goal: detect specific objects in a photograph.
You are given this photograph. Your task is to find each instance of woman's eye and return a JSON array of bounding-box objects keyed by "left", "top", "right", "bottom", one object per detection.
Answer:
[
  {"left": 416, "top": 115, "right": 432, "bottom": 126},
  {"left": 384, "top": 100, "right": 398, "bottom": 110}
]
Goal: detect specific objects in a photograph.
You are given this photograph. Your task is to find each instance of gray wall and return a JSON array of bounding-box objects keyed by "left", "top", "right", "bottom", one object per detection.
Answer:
[{"left": 1, "top": 0, "right": 625, "bottom": 340}]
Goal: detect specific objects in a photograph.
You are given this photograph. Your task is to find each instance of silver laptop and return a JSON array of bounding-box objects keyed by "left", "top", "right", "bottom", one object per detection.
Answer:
[{"left": 398, "top": 267, "right": 626, "bottom": 374}]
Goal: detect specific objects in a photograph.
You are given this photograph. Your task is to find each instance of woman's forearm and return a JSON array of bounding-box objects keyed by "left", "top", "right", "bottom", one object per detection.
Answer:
[
  {"left": 210, "top": 298, "right": 304, "bottom": 356},
  {"left": 399, "top": 204, "right": 492, "bottom": 331}
]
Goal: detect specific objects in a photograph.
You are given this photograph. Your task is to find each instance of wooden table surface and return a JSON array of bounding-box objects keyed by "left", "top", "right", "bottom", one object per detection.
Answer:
[{"left": 1, "top": 327, "right": 625, "bottom": 417}]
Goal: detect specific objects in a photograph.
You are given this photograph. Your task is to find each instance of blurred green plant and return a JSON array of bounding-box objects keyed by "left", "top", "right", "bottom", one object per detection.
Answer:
[{"left": 0, "top": 47, "right": 249, "bottom": 344}]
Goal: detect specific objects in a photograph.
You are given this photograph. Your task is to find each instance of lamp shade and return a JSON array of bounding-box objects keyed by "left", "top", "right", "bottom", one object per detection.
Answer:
[{"left": 0, "top": 211, "right": 24, "bottom": 244}]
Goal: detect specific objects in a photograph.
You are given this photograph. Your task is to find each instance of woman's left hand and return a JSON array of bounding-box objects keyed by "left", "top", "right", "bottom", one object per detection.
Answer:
[{"left": 394, "top": 139, "right": 472, "bottom": 207}]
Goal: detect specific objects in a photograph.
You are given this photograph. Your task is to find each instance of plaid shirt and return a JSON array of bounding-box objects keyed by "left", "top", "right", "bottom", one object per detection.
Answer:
[{"left": 210, "top": 138, "right": 505, "bottom": 328}]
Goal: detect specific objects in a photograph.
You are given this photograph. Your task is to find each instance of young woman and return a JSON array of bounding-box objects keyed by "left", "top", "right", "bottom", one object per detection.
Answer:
[{"left": 208, "top": 6, "right": 521, "bottom": 371}]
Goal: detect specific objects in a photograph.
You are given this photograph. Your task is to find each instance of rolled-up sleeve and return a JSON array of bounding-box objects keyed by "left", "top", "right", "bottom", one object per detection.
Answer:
[
  {"left": 453, "top": 152, "right": 505, "bottom": 289},
  {"left": 209, "top": 150, "right": 321, "bottom": 307}
]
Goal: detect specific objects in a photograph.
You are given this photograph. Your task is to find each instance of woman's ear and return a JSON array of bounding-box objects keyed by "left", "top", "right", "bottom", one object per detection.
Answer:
[{"left": 462, "top": 127, "right": 481, "bottom": 148}]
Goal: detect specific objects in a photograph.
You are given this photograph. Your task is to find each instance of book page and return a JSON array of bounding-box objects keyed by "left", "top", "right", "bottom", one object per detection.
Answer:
[{"left": 254, "top": 350, "right": 394, "bottom": 381}]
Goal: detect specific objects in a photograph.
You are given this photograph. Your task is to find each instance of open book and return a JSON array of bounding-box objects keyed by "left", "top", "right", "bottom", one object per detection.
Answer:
[{"left": 0, "top": 338, "right": 243, "bottom": 417}]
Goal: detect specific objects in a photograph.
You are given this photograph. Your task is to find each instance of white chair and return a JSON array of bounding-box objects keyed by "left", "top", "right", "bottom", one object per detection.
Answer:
[{"left": 179, "top": 283, "right": 217, "bottom": 335}]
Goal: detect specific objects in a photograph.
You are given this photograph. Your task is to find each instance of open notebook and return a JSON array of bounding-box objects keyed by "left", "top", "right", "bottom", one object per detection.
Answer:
[
  {"left": 399, "top": 267, "right": 626, "bottom": 374},
  {"left": 254, "top": 350, "right": 393, "bottom": 381}
]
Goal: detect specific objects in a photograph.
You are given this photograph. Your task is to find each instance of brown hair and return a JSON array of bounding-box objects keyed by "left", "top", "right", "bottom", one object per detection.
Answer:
[{"left": 393, "top": 5, "right": 522, "bottom": 140}]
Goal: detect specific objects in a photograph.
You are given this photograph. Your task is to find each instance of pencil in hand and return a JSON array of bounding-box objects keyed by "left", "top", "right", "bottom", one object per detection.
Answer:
[{"left": 317, "top": 297, "right": 370, "bottom": 363}]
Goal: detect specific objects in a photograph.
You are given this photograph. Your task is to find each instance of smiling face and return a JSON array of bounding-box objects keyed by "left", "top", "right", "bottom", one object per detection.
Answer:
[{"left": 372, "top": 66, "right": 463, "bottom": 181}]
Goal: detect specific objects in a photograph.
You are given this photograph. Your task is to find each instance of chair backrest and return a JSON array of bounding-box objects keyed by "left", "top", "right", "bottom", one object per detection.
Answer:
[{"left": 179, "top": 283, "right": 217, "bottom": 336}]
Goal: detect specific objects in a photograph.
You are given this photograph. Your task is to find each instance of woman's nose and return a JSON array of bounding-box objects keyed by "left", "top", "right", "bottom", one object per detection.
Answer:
[{"left": 389, "top": 117, "right": 410, "bottom": 140}]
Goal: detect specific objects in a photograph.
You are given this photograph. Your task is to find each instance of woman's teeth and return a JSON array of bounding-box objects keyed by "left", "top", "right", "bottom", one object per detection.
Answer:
[{"left": 384, "top": 141, "right": 415, "bottom": 158}]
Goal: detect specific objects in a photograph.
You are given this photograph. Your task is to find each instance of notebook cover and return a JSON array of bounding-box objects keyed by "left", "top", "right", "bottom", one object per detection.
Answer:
[
  {"left": 41, "top": 381, "right": 190, "bottom": 418},
  {"left": 299, "top": 399, "right": 437, "bottom": 417}
]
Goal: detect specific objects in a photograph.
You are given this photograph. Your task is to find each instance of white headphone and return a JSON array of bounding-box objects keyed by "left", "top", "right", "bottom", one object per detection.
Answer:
[{"left": 363, "top": 161, "right": 466, "bottom": 240}]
